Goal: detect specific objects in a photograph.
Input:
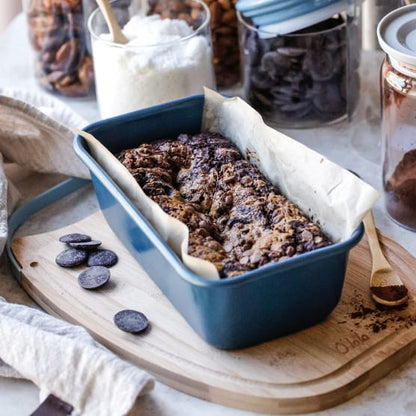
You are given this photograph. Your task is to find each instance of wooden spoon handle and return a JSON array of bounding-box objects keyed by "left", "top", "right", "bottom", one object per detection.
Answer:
[
  {"left": 363, "top": 210, "right": 392, "bottom": 272},
  {"left": 96, "top": 0, "right": 128, "bottom": 44}
]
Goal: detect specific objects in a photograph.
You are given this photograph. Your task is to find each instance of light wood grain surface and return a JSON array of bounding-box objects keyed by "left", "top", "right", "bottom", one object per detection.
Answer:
[{"left": 11, "top": 210, "right": 416, "bottom": 414}]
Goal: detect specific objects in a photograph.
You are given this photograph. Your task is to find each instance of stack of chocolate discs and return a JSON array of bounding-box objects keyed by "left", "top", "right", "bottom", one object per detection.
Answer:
[{"left": 56, "top": 233, "right": 117, "bottom": 289}]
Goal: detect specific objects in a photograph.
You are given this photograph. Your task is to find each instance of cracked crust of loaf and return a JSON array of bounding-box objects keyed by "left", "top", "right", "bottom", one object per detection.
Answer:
[{"left": 117, "top": 132, "right": 332, "bottom": 278}]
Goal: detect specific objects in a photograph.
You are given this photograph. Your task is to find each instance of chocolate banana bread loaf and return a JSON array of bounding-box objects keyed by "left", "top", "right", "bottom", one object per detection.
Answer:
[{"left": 117, "top": 132, "right": 332, "bottom": 277}]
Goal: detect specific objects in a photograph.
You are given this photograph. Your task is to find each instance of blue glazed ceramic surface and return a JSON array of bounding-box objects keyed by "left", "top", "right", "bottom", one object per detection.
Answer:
[{"left": 73, "top": 94, "right": 363, "bottom": 349}]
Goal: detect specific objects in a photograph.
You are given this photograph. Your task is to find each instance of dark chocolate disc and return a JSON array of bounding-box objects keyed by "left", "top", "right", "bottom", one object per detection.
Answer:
[
  {"left": 313, "top": 81, "right": 344, "bottom": 116},
  {"left": 55, "top": 248, "right": 88, "bottom": 268},
  {"left": 114, "top": 309, "right": 149, "bottom": 333},
  {"left": 87, "top": 249, "right": 118, "bottom": 267},
  {"left": 302, "top": 50, "right": 335, "bottom": 81},
  {"left": 59, "top": 233, "right": 92, "bottom": 244},
  {"left": 69, "top": 240, "right": 102, "bottom": 250},
  {"left": 78, "top": 266, "right": 110, "bottom": 289}
]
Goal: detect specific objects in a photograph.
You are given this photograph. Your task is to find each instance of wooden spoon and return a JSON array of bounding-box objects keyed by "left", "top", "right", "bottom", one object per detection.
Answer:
[
  {"left": 363, "top": 210, "right": 409, "bottom": 307},
  {"left": 96, "top": 0, "right": 128, "bottom": 44}
]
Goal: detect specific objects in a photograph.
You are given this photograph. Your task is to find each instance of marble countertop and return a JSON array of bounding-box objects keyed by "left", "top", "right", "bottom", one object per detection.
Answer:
[{"left": 1, "top": 13, "right": 416, "bottom": 416}]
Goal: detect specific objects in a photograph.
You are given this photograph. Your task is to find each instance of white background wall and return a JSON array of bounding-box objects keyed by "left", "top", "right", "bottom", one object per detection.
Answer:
[{"left": 0, "top": 2, "right": 22, "bottom": 34}]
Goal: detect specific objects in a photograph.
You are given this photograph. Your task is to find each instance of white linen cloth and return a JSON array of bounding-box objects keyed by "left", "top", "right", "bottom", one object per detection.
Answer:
[
  {"left": 0, "top": 297, "right": 154, "bottom": 416},
  {"left": 0, "top": 89, "right": 154, "bottom": 415}
]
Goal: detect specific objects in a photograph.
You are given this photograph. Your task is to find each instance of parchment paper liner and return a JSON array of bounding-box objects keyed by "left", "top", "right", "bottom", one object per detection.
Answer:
[{"left": 80, "top": 89, "right": 380, "bottom": 279}]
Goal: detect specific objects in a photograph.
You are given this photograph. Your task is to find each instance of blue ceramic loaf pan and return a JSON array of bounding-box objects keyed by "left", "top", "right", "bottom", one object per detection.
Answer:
[{"left": 73, "top": 94, "right": 363, "bottom": 349}]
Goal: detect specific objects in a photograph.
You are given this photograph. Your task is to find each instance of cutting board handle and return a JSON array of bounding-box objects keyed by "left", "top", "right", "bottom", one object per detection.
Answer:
[{"left": 6, "top": 177, "right": 90, "bottom": 283}]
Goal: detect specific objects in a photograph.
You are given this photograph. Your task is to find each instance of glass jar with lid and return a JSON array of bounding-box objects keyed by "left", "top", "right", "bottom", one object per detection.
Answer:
[
  {"left": 377, "top": 4, "right": 416, "bottom": 231},
  {"left": 237, "top": 0, "right": 361, "bottom": 128}
]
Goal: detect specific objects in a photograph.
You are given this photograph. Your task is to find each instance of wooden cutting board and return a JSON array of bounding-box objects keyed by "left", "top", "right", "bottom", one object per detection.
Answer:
[{"left": 10, "top": 210, "right": 416, "bottom": 414}]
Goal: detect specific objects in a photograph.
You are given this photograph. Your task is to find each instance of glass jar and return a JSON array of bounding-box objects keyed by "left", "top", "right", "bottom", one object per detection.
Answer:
[
  {"left": 361, "top": 0, "right": 402, "bottom": 51},
  {"left": 237, "top": 7, "right": 361, "bottom": 128},
  {"left": 378, "top": 5, "right": 416, "bottom": 231},
  {"left": 88, "top": 0, "right": 215, "bottom": 118},
  {"left": 147, "top": 0, "right": 240, "bottom": 87},
  {"left": 23, "top": 0, "right": 94, "bottom": 97},
  {"left": 204, "top": 0, "right": 240, "bottom": 87}
]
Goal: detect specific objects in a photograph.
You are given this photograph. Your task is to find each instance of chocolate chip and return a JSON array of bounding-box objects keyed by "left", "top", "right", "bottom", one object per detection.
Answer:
[
  {"left": 31, "top": 394, "right": 73, "bottom": 416},
  {"left": 260, "top": 52, "right": 280, "bottom": 79},
  {"left": 276, "top": 46, "right": 306, "bottom": 57},
  {"left": 68, "top": 240, "right": 102, "bottom": 250},
  {"left": 55, "top": 248, "right": 88, "bottom": 268},
  {"left": 78, "top": 266, "right": 110, "bottom": 289},
  {"left": 87, "top": 249, "right": 118, "bottom": 267},
  {"left": 251, "top": 90, "right": 273, "bottom": 107},
  {"left": 302, "top": 50, "right": 335, "bottom": 81},
  {"left": 113, "top": 309, "right": 149, "bottom": 333},
  {"left": 313, "top": 81, "right": 345, "bottom": 116},
  {"left": 250, "top": 71, "right": 275, "bottom": 90},
  {"left": 59, "top": 233, "right": 92, "bottom": 243},
  {"left": 280, "top": 100, "right": 312, "bottom": 115}
]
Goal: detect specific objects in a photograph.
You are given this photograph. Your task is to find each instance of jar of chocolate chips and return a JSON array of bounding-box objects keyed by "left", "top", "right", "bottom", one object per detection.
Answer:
[
  {"left": 237, "top": 1, "right": 361, "bottom": 128},
  {"left": 378, "top": 5, "right": 416, "bottom": 231},
  {"left": 23, "top": 0, "right": 94, "bottom": 97}
]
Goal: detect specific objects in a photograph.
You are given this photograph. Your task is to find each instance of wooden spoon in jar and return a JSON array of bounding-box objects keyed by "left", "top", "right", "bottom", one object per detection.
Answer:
[
  {"left": 363, "top": 210, "right": 409, "bottom": 307},
  {"left": 96, "top": 0, "right": 128, "bottom": 44}
]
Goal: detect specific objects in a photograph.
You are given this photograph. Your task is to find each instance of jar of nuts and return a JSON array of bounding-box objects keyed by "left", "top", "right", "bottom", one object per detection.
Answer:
[
  {"left": 147, "top": 0, "right": 240, "bottom": 87},
  {"left": 205, "top": 0, "right": 240, "bottom": 87},
  {"left": 23, "top": 0, "right": 94, "bottom": 97}
]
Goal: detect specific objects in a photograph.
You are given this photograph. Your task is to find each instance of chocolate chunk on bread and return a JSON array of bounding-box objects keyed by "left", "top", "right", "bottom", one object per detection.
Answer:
[{"left": 117, "top": 132, "right": 331, "bottom": 277}]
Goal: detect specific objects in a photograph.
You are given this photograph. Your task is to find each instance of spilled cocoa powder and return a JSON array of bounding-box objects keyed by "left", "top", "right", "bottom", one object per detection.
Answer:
[
  {"left": 339, "top": 290, "right": 413, "bottom": 334},
  {"left": 348, "top": 303, "right": 407, "bottom": 333}
]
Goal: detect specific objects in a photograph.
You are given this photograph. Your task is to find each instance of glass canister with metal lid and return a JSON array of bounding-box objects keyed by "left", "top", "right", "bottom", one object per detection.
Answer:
[
  {"left": 377, "top": 4, "right": 416, "bottom": 231},
  {"left": 237, "top": 0, "right": 361, "bottom": 128}
]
